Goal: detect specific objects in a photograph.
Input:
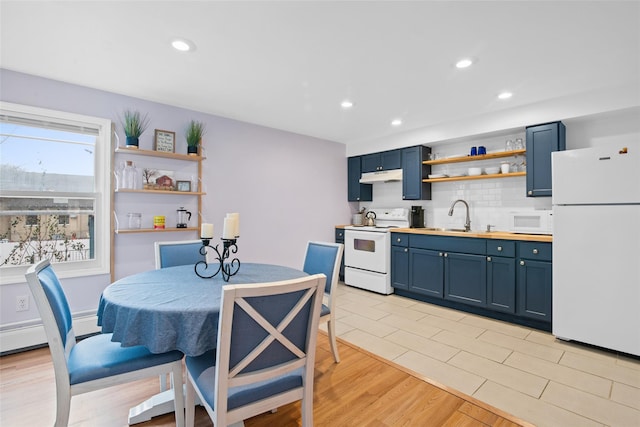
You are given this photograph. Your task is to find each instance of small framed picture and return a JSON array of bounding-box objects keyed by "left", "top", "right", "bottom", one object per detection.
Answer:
[
  {"left": 176, "top": 180, "right": 191, "bottom": 192},
  {"left": 154, "top": 129, "right": 175, "bottom": 153}
]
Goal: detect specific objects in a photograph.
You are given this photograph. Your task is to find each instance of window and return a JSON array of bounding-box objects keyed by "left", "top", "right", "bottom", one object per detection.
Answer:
[{"left": 0, "top": 102, "right": 111, "bottom": 283}]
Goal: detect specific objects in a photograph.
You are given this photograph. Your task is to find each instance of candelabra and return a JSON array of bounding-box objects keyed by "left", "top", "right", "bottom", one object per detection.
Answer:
[{"left": 195, "top": 238, "right": 240, "bottom": 282}]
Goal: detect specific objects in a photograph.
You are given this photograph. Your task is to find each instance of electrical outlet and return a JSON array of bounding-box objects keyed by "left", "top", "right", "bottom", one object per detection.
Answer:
[{"left": 16, "top": 295, "right": 29, "bottom": 312}]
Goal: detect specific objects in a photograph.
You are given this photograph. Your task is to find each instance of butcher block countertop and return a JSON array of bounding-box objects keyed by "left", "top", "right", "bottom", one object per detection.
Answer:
[
  {"left": 391, "top": 228, "right": 552, "bottom": 242},
  {"left": 335, "top": 225, "right": 551, "bottom": 242}
]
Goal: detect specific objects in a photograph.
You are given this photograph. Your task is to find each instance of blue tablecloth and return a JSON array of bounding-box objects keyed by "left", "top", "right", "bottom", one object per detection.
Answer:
[{"left": 97, "top": 263, "right": 307, "bottom": 357}]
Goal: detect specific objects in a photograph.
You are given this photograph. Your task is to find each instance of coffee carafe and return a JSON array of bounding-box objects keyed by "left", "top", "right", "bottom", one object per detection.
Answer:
[{"left": 177, "top": 207, "right": 192, "bottom": 228}]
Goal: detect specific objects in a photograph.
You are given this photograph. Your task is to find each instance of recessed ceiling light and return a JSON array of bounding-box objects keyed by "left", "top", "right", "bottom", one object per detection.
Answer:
[
  {"left": 391, "top": 119, "right": 403, "bottom": 127},
  {"left": 171, "top": 38, "right": 196, "bottom": 52},
  {"left": 498, "top": 92, "right": 513, "bottom": 100},
  {"left": 341, "top": 100, "right": 354, "bottom": 109},
  {"left": 455, "top": 58, "right": 473, "bottom": 68}
]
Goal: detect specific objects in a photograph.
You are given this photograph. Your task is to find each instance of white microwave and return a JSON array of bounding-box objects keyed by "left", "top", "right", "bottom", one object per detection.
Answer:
[{"left": 507, "top": 210, "right": 553, "bottom": 235}]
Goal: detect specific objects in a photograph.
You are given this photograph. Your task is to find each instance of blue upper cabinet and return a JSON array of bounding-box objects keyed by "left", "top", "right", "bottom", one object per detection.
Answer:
[
  {"left": 361, "top": 149, "right": 402, "bottom": 172},
  {"left": 526, "top": 121, "right": 566, "bottom": 197},
  {"left": 402, "top": 145, "right": 431, "bottom": 200},
  {"left": 347, "top": 156, "right": 372, "bottom": 201}
]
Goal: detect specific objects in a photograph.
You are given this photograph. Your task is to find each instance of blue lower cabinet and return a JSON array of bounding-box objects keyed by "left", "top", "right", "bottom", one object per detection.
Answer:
[
  {"left": 391, "top": 245, "right": 409, "bottom": 290},
  {"left": 444, "top": 252, "right": 487, "bottom": 307},
  {"left": 409, "top": 248, "right": 444, "bottom": 297},
  {"left": 390, "top": 233, "right": 552, "bottom": 331},
  {"left": 487, "top": 256, "right": 516, "bottom": 313},
  {"left": 517, "top": 259, "right": 552, "bottom": 321}
]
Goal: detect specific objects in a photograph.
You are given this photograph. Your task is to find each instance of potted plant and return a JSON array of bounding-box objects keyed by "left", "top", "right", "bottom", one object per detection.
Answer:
[
  {"left": 185, "top": 120, "right": 205, "bottom": 155},
  {"left": 121, "top": 110, "right": 150, "bottom": 149}
]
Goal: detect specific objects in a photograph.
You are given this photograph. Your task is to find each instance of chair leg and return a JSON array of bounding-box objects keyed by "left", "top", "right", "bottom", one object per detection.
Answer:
[
  {"left": 159, "top": 373, "right": 168, "bottom": 392},
  {"left": 301, "top": 384, "right": 314, "bottom": 427},
  {"left": 172, "top": 364, "right": 185, "bottom": 427},
  {"left": 185, "top": 373, "right": 195, "bottom": 427},
  {"left": 54, "top": 388, "right": 71, "bottom": 427},
  {"left": 327, "top": 318, "right": 340, "bottom": 363}
]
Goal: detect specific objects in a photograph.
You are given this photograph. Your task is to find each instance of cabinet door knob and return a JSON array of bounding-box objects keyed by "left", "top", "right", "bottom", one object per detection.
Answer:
[
  {"left": 444, "top": 253, "right": 448, "bottom": 258},
  {"left": 497, "top": 246, "right": 503, "bottom": 251},
  {"left": 520, "top": 260, "right": 525, "bottom": 266},
  {"left": 439, "top": 252, "right": 444, "bottom": 257},
  {"left": 404, "top": 248, "right": 408, "bottom": 253},
  {"left": 397, "top": 237, "right": 402, "bottom": 243},
  {"left": 528, "top": 190, "right": 533, "bottom": 195},
  {"left": 532, "top": 249, "right": 539, "bottom": 254},
  {"left": 487, "top": 257, "right": 492, "bottom": 262}
]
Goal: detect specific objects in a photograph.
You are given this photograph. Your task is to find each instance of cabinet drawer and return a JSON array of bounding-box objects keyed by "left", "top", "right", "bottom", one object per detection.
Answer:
[
  {"left": 410, "top": 234, "right": 486, "bottom": 255},
  {"left": 391, "top": 233, "right": 409, "bottom": 247},
  {"left": 518, "top": 241, "right": 552, "bottom": 261},
  {"left": 487, "top": 240, "right": 516, "bottom": 257},
  {"left": 335, "top": 228, "right": 345, "bottom": 241}
]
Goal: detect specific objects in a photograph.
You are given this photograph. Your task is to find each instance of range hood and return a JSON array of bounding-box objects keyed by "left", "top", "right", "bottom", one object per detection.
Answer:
[{"left": 359, "top": 169, "right": 403, "bottom": 183}]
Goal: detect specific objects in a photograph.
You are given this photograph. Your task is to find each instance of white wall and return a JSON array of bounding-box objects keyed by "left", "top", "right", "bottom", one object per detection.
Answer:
[{"left": 0, "top": 69, "right": 350, "bottom": 349}]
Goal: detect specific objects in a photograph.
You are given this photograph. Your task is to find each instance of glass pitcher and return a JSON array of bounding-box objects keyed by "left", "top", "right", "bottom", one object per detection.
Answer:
[{"left": 177, "top": 207, "right": 192, "bottom": 228}]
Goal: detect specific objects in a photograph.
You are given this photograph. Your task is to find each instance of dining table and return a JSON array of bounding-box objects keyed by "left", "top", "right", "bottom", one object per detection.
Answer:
[{"left": 97, "top": 262, "right": 309, "bottom": 425}]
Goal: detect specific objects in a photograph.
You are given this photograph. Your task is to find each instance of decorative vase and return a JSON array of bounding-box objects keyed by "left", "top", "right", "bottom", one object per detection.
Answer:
[
  {"left": 187, "top": 145, "right": 198, "bottom": 156},
  {"left": 125, "top": 136, "right": 139, "bottom": 148}
]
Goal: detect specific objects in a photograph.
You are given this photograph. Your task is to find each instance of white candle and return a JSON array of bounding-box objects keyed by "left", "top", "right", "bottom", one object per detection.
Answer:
[
  {"left": 226, "top": 213, "right": 240, "bottom": 237},
  {"left": 201, "top": 223, "right": 214, "bottom": 239},
  {"left": 222, "top": 217, "right": 235, "bottom": 239}
]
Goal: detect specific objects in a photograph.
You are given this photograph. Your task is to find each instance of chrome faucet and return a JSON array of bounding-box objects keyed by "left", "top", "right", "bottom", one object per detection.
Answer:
[{"left": 448, "top": 199, "right": 471, "bottom": 232}]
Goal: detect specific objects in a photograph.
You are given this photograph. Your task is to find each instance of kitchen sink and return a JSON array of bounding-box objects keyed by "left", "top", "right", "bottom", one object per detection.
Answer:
[{"left": 423, "top": 227, "right": 469, "bottom": 233}]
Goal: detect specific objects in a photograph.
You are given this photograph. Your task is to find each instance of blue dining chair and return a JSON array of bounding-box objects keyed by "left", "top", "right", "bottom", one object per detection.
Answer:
[
  {"left": 25, "top": 259, "right": 185, "bottom": 427},
  {"left": 184, "top": 274, "right": 326, "bottom": 427},
  {"left": 303, "top": 241, "right": 344, "bottom": 363},
  {"left": 154, "top": 239, "right": 205, "bottom": 269}
]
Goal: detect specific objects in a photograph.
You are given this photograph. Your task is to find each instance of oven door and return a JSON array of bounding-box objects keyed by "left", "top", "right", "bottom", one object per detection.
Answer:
[{"left": 344, "top": 229, "right": 389, "bottom": 274}]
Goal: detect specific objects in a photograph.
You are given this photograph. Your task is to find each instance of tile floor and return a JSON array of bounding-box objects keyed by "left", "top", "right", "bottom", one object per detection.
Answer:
[{"left": 321, "top": 282, "right": 640, "bottom": 427}]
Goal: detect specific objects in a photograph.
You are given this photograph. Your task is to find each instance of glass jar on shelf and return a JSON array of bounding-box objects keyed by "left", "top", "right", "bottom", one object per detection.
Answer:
[
  {"left": 505, "top": 139, "right": 514, "bottom": 152},
  {"left": 514, "top": 138, "right": 524, "bottom": 150},
  {"left": 122, "top": 160, "right": 141, "bottom": 189},
  {"left": 127, "top": 212, "right": 141, "bottom": 229}
]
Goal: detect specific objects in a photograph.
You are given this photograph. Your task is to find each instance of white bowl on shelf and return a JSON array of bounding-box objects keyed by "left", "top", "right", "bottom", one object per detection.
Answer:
[
  {"left": 485, "top": 166, "right": 500, "bottom": 175},
  {"left": 468, "top": 167, "right": 482, "bottom": 176}
]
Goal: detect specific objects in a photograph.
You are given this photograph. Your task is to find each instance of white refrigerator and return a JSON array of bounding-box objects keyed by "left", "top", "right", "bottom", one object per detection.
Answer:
[{"left": 552, "top": 142, "right": 640, "bottom": 356}]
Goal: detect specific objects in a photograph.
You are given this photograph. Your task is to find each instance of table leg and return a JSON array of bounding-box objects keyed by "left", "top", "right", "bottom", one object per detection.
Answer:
[{"left": 127, "top": 387, "right": 245, "bottom": 426}]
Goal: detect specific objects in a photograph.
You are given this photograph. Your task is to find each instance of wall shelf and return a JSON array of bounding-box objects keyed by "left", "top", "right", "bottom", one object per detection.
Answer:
[
  {"left": 423, "top": 149, "right": 526, "bottom": 165},
  {"left": 115, "top": 227, "right": 199, "bottom": 234},
  {"left": 115, "top": 146, "right": 205, "bottom": 161},
  {"left": 111, "top": 132, "right": 204, "bottom": 282},
  {"left": 423, "top": 171, "right": 526, "bottom": 183},
  {"left": 115, "top": 189, "right": 206, "bottom": 196}
]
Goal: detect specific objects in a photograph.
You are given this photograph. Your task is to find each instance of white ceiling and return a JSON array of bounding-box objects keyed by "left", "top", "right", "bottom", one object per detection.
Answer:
[{"left": 1, "top": 1, "right": 639, "bottom": 146}]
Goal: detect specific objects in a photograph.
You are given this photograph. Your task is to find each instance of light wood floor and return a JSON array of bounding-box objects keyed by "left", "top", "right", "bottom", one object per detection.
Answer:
[{"left": 0, "top": 333, "right": 532, "bottom": 426}]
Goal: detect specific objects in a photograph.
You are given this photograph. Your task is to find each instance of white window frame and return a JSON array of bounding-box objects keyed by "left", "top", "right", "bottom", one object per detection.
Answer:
[{"left": 0, "top": 101, "right": 111, "bottom": 284}]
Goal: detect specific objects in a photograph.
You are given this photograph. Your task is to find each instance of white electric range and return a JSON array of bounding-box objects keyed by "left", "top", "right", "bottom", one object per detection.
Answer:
[{"left": 343, "top": 208, "right": 409, "bottom": 294}]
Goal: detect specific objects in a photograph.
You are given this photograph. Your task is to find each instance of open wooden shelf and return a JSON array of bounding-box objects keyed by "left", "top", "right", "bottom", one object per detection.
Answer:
[
  {"left": 115, "top": 146, "right": 205, "bottom": 161},
  {"left": 115, "top": 227, "right": 199, "bottom": 234},
  {"left": 115, "top": 189, "right": 206, "bottom": 196},
  {"left": 423, "top": 149, "right": 526, "bottom": 165},
  {"left": 423, "top": 171, "right": 526, "bottom": 183}
]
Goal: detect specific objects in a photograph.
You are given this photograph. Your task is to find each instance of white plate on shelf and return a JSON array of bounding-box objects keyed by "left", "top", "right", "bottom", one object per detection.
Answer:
[
  {"left": 448, "top": 173, "right": 466, "bottom": 178},
  {"left": 427, "top": 174, "right": 448, "bottom": 179}
]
